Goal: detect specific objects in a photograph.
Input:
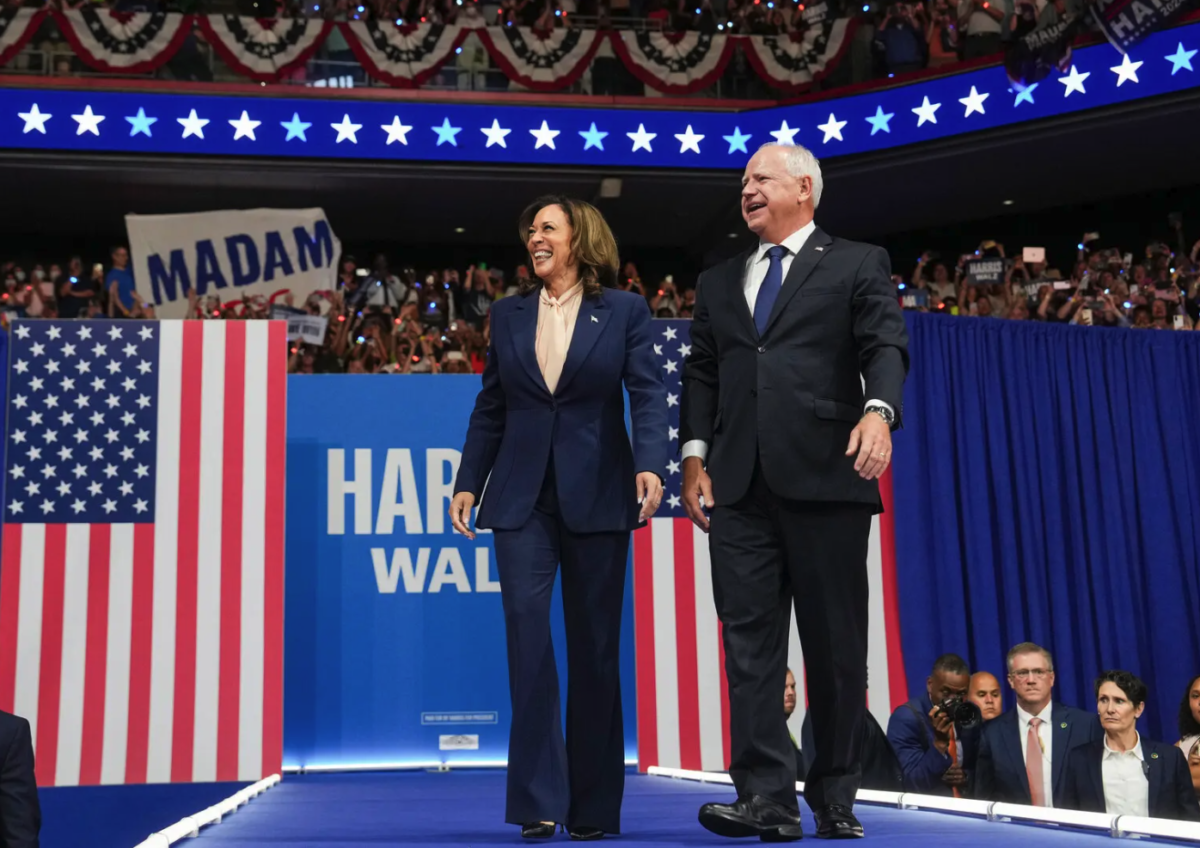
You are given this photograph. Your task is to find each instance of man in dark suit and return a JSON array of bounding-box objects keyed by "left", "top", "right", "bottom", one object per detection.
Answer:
[
  {"left": 681, "top": 142, "right": 909, "bottom": 841},
  {"left": 1061, "top": 670, "right": 1200, "bottom": 821},
  {"left": 887, "top": 654, "right": 982, "bottom": 796},
  {"left": 975, "top": 642, "right": 1102, "bottom": 807},
  {"left": 0, "top": 709, "right": 40, "bottom": 848}
]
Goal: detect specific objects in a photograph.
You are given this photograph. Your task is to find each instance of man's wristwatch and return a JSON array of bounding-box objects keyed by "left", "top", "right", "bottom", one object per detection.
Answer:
[{"left": 864, "top": 404, "right": 895, "bottom": 428}]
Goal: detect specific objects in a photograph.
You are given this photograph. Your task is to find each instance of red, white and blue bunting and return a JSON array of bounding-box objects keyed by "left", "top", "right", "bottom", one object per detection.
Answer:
[
  {"left": 611, "top": 30, "right": 735, "bottom": 95},
  {"left": 738, "top": 4, "right": 859, "bottom": 94},
  {"left": 198, "top": 16, "right": 333, "bottom": 83},
  {"left": 476, "top": 26, "right": 603, "bottom": 92},
  {"left": 341, "top": 20, "right": 472, "bottom": 88},
  {"left": 0, "top": 8, "right": 45, "bottom": 68},
  {"left": 1, "top": 11, "right": 859, "bottom": 94},
  {"left": 52, "top": 8, "right": 192, "bottom": 74}
]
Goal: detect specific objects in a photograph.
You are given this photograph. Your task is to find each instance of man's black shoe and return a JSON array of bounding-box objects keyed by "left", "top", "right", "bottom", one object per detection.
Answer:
[
  {"left": 698, "top": 795, "right": 803, "bottom": 842},
  {"left": 812, "top": 805, "right": 863, "bottom": 839}
]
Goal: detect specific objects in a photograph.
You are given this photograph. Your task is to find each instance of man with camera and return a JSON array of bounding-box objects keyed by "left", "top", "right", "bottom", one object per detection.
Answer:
[{"left": 887, "top": 654, "right": 982, "bottom": 797}]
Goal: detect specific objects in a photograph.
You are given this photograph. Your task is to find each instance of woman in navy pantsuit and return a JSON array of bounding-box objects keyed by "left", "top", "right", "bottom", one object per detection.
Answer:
[{"left": 450, "top": 196, "right": 669, "bottom": 841}]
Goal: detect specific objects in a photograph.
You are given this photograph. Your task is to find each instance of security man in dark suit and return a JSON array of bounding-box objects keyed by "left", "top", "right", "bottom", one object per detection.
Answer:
[
  {"left": 682, "top": 142, "right": 909, "bottom": 841},
  {"left": 0, "top": 709, "right": 40, "bottom": 848}
]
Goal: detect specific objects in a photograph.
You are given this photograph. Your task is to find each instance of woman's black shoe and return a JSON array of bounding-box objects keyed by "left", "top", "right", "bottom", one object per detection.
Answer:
[
  {"left": 521, "top": 823, "right": 558, "bottom": 839},
  {"left": 568, "top": 827, "right": 604, "bottom": 841}
]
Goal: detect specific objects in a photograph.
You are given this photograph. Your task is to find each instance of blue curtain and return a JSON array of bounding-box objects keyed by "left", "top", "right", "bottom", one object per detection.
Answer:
[{"left": 891, "top": 314, "right": 1200, "bottom": 740}]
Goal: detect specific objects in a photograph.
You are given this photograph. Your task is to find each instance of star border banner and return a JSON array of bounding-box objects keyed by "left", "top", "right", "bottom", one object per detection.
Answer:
[
  {"left": 611, "top": 30, "right": 735, "bottom": 95},
  {"left": 0, "top": 8, "right": 45, "bottom": 68},
  {"left": 476, "top": 26, "right": 604, "bottom": 92},
  {"left": 340, "top": 20, "right": 474, "bottom": 89},
  {"left": 198, "top": 16, "right": 333, "bottom": 84},
  {"left": 1, "top": 19, "right": 1197, "bottom": 169},
  {"left": 739, "top": 8, "right": 859, "bottom": 94},
  {"left": 52, "top": 8, "right": 192, "bottom": 75}
]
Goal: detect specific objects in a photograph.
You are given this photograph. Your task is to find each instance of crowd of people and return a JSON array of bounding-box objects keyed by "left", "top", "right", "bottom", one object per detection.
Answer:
[
  {"left": 2, "top": 223, "right": 1195, "bottom": 375},
  {"left": 788, "top": 644, "right": 1200, "bottom": 818}
]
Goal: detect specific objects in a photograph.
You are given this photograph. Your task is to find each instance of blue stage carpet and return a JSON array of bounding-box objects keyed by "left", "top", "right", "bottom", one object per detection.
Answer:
[{"left": 180, "top": 771, "right": 1127, "bottom": 847}]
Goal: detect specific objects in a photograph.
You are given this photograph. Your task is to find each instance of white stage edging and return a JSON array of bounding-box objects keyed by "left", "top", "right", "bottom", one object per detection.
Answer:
[
  {"left": 131, "top": 774, "right": 281, "bottom": 848},
  {"left": 645, "top": 767, "right": 1200, "bottom": 842}
]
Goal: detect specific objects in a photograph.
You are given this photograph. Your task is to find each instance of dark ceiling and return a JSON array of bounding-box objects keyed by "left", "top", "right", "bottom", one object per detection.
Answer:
[{"left": 2, "top": 84, "right": 1198, "bottom": 268}]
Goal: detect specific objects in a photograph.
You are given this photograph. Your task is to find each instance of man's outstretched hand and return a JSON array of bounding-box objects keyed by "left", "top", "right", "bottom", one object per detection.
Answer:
[{"left": 682, "top": 456, "right": 714, "bottom": 532}]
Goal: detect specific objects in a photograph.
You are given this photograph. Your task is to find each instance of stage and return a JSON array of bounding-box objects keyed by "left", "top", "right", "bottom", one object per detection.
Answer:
[{"left": 41, "top": 769, "right": 1195, "bottom": 848}]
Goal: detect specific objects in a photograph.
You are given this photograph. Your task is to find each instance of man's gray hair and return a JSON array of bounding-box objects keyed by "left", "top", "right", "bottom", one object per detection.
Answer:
[
  {"left": 758, "top": 142, "right": 824, "bottom": 210},
  {"left": 1006, "top": 642, "right": 1055, "bottom": 673}
]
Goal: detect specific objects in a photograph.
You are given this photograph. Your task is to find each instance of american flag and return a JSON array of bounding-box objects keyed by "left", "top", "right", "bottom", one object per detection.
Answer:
[
  {"left": 0, "top": 319, "right": 287, "bottom": 787},
  {"left": 633, "top": 319, "right": 909, "bottom": 774}
]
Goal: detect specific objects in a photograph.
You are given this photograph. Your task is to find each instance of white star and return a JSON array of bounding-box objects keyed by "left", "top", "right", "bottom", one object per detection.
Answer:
[
  {"left": 478, "top": 118, "right": 510, "bottom": 148},
  {"left": 678, "top": 344, "right": 691, "bottom": 357},
  {"left": 178, "top": 109, "right": 210, "bottom": 139},
  {"left": 44, "top": 394, "right": 59, "bottom": 408},
  {"left": 134, "top": 499, "right": 149, "bottom": 514},
  {"left": 103, "top": 499, "right": 117, "bottom": 514},
  {"left": 72, "top": 105, "right": 105, "bottom": 136},
  {"left": 8, "top": 500, "right": 22, "bottom": 515},
  {"left": 89, "top": 412, "right": 104, "bottom": 427},
  {"left": 104, "top": 463, "right": 118, "bottom": 478},
  {"left": 14, "top": 360, "right": 28, "bottom": 374},
  {"left": 653, "top": 344, "right": 662, "bottom": 356},
  {"left": 1110, "top": 53, "right": 1143, "bottom": 86},
  {"left": 72, "top": 464, "right": 87, "bottom": 479},
  {"left": 281, "top": 112, "right": 312, "bottom": 141},
  {"left": 26, "top": 447, "right": 40, "bottom": 462},
  {"left": 121, "top": 412, "right": 136, "bottom": 427},
  {"left": 723, "top": 126, "right": 751, "bottom": 154},
  {"left": 663, "top": 326, "right": 678, "bottom": 341},
  {"left": 119, "top": 481, "right": 134, "bottom": 497},
  {"left": 1058, "top": 65, "right": 1090, "bottom": 96},
  {"left": 668, "top": 426, "right": 679, "bottom": 440},
  {"left": 30, "top": 341, "right": 45, "bottom": 357},
  {"left": 667, "top": 460, "right": 681, "bottom": 475},
  {"left": 530, "top": 120, "right": 560, "bottom": 150},
  {"left": 667, "top": 393, "right": 679, "bottom": 407},
  {"left": 667, "top": 494, "right": 681, "bottom": 509},
  {"left": 71, "top": 499, "right": 86, "bottom": 514},
  {"left": 88, "top": 481, "right": 103, "bottom": 497},
  {"left": 770, "top": 120, "right": 800, "bottom": 144},
  {"left": 120, "top": 445, "right": 135, "bottom": 460},
  {"left": 627, "top": 123, "right": 656, "bottom": 152},
  {"left": 122, "top": 377, "right": 137, "bottom": 391},
  {"left": 912, "top": 96, "right": 941, "bottom": 126},
  {"left": 47, "top": 326, "right": 61, "bottom": 340},
  {"left": 136, "top": 429, "right": 150, "bottom": 444},
  {"left": 105, "top": 429, "right": 119, "bottom": 444},
  {"left": 229, "top": 110, "right": 262, "bottom": 140},
  {"left": 29, "top": 412, "right": 43, "bottom": 427},
  {"left": 816, "top": 113, "right": 847, "bottom": 143},
  {"left": 1165, "top": 42, "right": 1197, "bottom": 75},
  {"left": 76, "top": 361, "right": 91, "bottom": 375},
  {"left": 13, "top": 394, "right": 26, "bottom": 409},
  {"left": 675, "top": 124, "right": 704, "bottom": 154},
  {"left": 137, "top": 361, "right": 153, "bottom": 375},
  {"left": 9, "top": 465, "right": 23, "bottom": 479},
  {"left": 123, "top": 342, "right": 137, "bottom": 357},
  {"left": 57, "top": 445, "right": 72, "bottom": 460},
  {"left": 126, "top": 107, "right": 157, "bottom": 137},
  {"left": 78, "top": 326, "right": 92, "bottom": 340},
  {"left": 331, "top": 114, "right": 363, "bottom": 144},
  {"left": 18, "top": 104, "right": 52, "bottom": 134},
  {"left": 432, "top": 117, "right": 461, "bottom": 147},
  {"left": 14, "top": 325, "right": 30, "bottom": 339},
  {"left": 61, "top": 378, "right": 75, "bottom": 392},
  {"left": 40, "top": 498, "right": 54, "bottom": 514},
  {"left": 138, "top": 326, "right": 154, "bottom": 341},
  {"left": 959, "top": 85, "right": 989, "bottom": 116},
  {"left": 108, "top": 361, "right": 123, "bottom": 374},
  {"left": 42, "top": 463, "right": 56, "bottom": 477},
  {"left": 74, "top": 394, "right": 90, "bottom": 408},
  {"left": 664, "top": 360, "right": 678, "bottom": 374},
  {"left": 56, "top": 481, "right": 70, "bottom": 497},
  {"left": 23, "top": 481, "right": 39, "bottom": 496},
  {"left": 106, "top": 394, "right": 120, "bottom": 409},
  {"left": 89, "top": 445, "right": 103, "bottom": 461},
  {"left": 108, "top": 325, "right": 123, "bottom": 341},
  {"left": 134, "top": 463, "right": 150, "bottom": 478},
  {"left": 136, "top": 394, "right": 151, "bottom": 409},
  {"left": 91, "top": 377, "right": 106, "bottom": 392},
  {"left": 381, "top": 115, "right": 413, "bottom": 145},
  {"left": 74, "top": 429, "right": 88, "bottom": 444},
  {"left": 45, "top": 360, "right": 60, "bottom": 374},
  {"left": 44, "top": 431, "right": 57, "bottom": 445}
]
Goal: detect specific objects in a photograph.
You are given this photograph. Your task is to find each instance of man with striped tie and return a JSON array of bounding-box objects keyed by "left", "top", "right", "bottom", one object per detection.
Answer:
[{"left": 681, "top": 142, "right": 909, "bottom": 841}]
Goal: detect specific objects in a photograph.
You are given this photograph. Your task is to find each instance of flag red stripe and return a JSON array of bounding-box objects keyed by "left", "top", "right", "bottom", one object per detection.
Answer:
[
  {"left": 717, "top": 620, "right": 731, "bottom": 770},
  {"left": 79, "top": 524, "right": 111, "bottom": 785},
  {"left": 217, "top": 323, "right": 247, "bottom": 782},
  {"left": 0, "top": 526, "right": 21, "bottom": 713},
  {"left": 171, "top": 322, "right": 205, "bottom": 783},
  {"left": 125, "top": 523, "right": 155, "bottom": 784},
  {"left": 672, "top": 520, "right": 702, "bottom": 771},
  {"left": 261, "top": 320, "right": 287, "bottom": 777},
  {"left": 36, "top": 524, "right": 67, "bottom": 786},
  {"left": 878, "top": 471, "right": 908, "bottom": 709},
  {"left": 632, "top": 524, "right": 658, "bottom": 772}
]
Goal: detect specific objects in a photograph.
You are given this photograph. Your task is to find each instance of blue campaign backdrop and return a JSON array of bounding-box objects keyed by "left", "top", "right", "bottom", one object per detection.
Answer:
[
  {"left": 890, "top": 314, "right": 1200, "bottom": 741},
  {"left": 282, "top": 375, "right": 639, "bottom": 769}
]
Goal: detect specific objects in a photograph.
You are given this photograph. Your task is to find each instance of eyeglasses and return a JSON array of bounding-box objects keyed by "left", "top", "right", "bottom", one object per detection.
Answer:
[{"left": 1010, "top": 669, "right": 1050, "bottom": 680}]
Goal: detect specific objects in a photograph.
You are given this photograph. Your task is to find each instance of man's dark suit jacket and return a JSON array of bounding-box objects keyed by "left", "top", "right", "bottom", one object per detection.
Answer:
[
  {"left": 681, "top": 227, "right": 909, "bottom": 509},
  {"left": 0, "top": 710, "right": 39, "bottom": 848},
  {"left": 1062, "top": 738, "right": 1200, "bottom": 821},
  {"left": 886, "top": 695, "right": 983, "bottom": 795},
  {"left": 974, "top": 703, "right": 1102, "bottom": 806}
]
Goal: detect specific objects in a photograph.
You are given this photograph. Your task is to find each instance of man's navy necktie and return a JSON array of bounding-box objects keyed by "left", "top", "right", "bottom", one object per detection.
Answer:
[{"left": 753, "top": 245, "right": 787, "bottom": 336}]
